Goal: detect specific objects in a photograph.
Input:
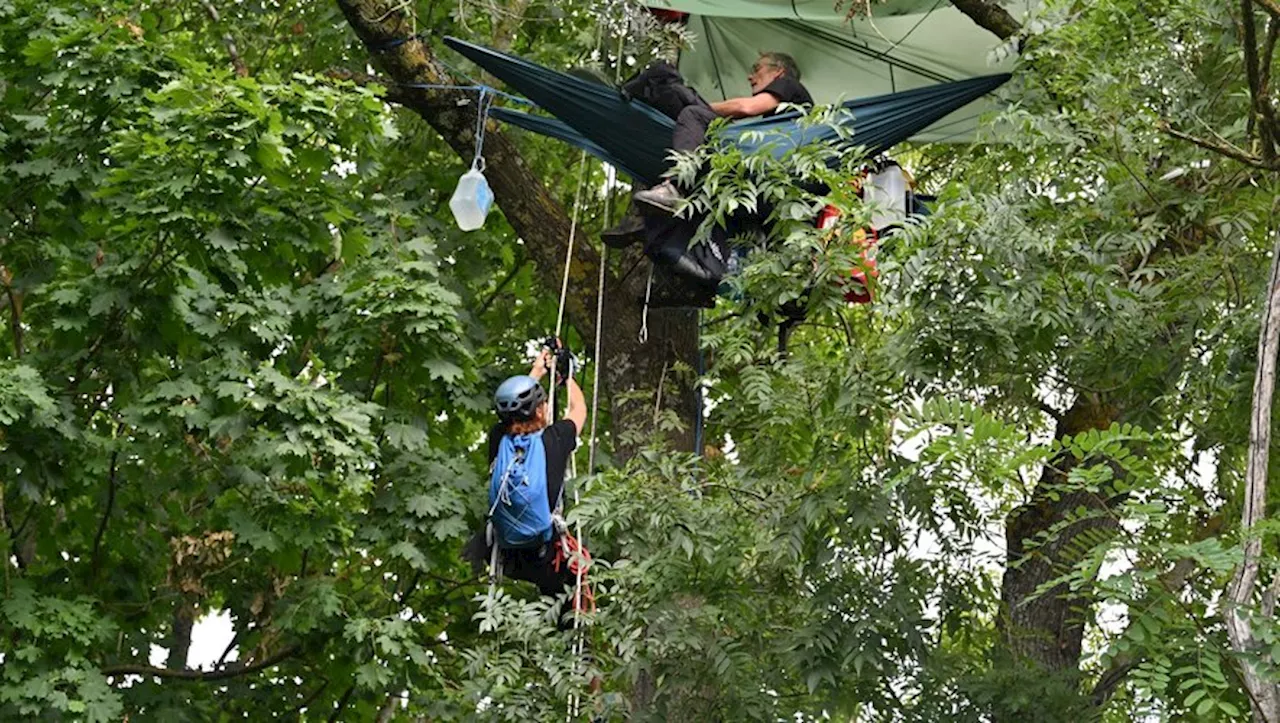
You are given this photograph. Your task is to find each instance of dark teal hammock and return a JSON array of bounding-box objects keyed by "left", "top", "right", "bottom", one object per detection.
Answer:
[{"left": 443, "top": 37, "right": 1010, "bottom": 185}]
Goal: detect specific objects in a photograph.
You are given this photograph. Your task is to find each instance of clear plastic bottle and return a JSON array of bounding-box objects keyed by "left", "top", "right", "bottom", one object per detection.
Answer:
[
  {"left": 866, "top": 161, "right": 908, "bottom": 231},
  {"left": 450, "top": 159, "right": 494, "bottom": 231}
]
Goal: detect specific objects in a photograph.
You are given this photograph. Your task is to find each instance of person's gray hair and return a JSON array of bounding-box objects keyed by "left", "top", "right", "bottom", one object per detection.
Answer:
[{"left": 758, "top": 52, "right": 801, "bottom": 82}]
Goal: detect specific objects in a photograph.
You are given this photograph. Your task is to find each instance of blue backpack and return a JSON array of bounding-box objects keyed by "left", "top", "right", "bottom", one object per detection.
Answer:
[{"left": 488, "top": 432, "right": 554, "bottom": 548}]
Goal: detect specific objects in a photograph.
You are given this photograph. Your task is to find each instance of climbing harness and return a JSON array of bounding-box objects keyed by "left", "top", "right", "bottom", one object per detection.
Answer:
[{"left": 552, "top": 531, "right": 596, "bottom": 614}]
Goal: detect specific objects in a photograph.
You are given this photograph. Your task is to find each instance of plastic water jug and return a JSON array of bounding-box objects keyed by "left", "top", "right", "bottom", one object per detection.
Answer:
[
  {"left": 866, "top": 162, "right": 908, "bottom": 231},
  {"left": 450, "top": 161, "right": 494, "bottom": 231}
]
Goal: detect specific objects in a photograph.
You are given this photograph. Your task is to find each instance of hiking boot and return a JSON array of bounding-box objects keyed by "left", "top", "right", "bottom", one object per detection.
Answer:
[
  {"left": 643, "top": 265, "right": 717, "bottom": 309},
  {"left": 669, "top": 252, "right": 720, "bottom": 287},
  {"left": 632, "top": 180, "right": 683, "bottom": 216},
  {"left": 600, "top": 212, "right": 646, "bottom": 249}
]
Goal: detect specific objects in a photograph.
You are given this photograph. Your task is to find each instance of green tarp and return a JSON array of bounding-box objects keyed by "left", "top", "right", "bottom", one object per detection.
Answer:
[
  {"left": 649, "top": 0, "right": 947, "bottom": 20},
  {"left": 658, "top": 1, "right": 1033, "bottom": 142}
]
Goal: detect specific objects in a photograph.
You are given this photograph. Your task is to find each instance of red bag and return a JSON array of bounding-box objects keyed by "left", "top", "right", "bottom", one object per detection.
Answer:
[
  {"left": 816, "top": 205, "right": 878, "bottom": 304},
  {"left": 649, "top": 9, "right": 689, "bottom": 23}
]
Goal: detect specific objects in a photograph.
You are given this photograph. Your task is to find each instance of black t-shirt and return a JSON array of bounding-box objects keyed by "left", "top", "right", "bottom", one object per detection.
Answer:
[
  {"left": 487, "top": 419, "right": 578, "bottom": 511},
  {"left": 756, "top": 74, "right": 814, "bottom": 116}
]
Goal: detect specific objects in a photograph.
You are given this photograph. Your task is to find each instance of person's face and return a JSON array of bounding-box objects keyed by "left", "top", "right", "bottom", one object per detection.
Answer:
[{"left": 748, "top": 59, "right": 784, "bottom": 93}]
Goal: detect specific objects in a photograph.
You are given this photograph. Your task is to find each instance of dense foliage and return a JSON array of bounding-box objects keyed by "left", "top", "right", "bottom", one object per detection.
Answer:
[{"left": 2, "top": 0, "right": 1280, "bottom": 721}]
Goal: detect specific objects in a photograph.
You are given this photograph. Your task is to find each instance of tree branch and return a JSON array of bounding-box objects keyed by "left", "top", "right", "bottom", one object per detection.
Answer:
[
  {"left": 90, "top": 450, "right": 120, "bottom": 579},
  {"left": 1260, "top": 17, "right": 1279, "bottom": 105},
  {"left": 0, "top": 265, "right": 23, "bottom": 358},
  {"left": 1256, "top": 0, "right": 1280, "bottom": 20},
  {"left": 328, "top": 684, "right": 356, "bottom": 722},
  {"left": 376, "top": 693, "right": 399, "bottom": 723},
  {"left": 296, "top": 678, "right": 330, "bottom": 714},
  {"left": 0, "top": 482, "right": 9, "bottom": 595},
  {"left": 1090, "top": 522, "right": 1220, "bottom": 706},
  {"left": 1036, "top": 399, "right": 1064, "bottom": 422},
  {"left": 199, "top": 0, "right": 249, "bottom": 77},
  {"left": 1225, "top": 224, "right": 1280, "bottom": 721},
  {"left": 335, "top": 0, "right": 602, "bottom": 342},
  {"left": 490, "top": 0, "right": 532, "bottom": 52},
  {"left": 102, "top": 644, "right": 299, "bottom": 680},
  {"left": 1243, "top": 0, "right": 1278, "bottom": 161},
  {"left": 951, "top": 0, "right": 1022, "bottom": 41},
  {"left": 1157, "top": 121, "right": 1280, "bottom": 170},
  {"left": 216, "top": 627, "right": 242, "bottom": 669},
  {"left": 478, "top": 257, "right": 529, "bottom": 315}
]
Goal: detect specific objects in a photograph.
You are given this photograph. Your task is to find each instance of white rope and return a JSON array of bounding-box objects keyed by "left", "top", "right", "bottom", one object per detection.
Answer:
[
  {"left": 565, "top": 29, "right": 626, "bottom": 722},
  {"left": 549, "top": 149, "right": 590, "bottom": 421},
  {"left": 556, "top": 153, "right": 590, "bottom": 338},
  {"left": 588, "top": 31, "right": 626, "bottom": 475},
  {"left": 486, "top": 522, "right": 501, "bottom": 597},
  {"left": 587, "top": 227, "right": 609, "bottom": 472},
  {"left": 571, "top": 136, "right": 617, "bottom": 723},
  {"left": 548, "top": 149, "right": 591, "bottom": 723},
  {"left": 639, "top": 265, "right": 654, "bottom": 344}
]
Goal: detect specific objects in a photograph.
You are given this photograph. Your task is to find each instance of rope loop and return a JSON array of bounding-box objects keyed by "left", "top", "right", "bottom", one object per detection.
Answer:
[
  {"left": 471, "top": 86, "right": 496, "bottom": 171},
  {"left": 639, "top": 266, "right": 655, "bottom": 344}
]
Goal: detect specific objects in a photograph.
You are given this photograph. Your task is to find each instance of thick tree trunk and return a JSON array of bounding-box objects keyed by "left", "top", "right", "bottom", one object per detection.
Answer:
[
  {"left": 602, "top": 263, "right": 700, "bottom": 460},
  {"left": 999, "top": 395, "right": 1121, "bottom": 677},
  {"left": 335, "top": 1, "right": 699, "bottom": 459},
  {"left": 167, "top": 601, "right": 195, "bottom": 670}
]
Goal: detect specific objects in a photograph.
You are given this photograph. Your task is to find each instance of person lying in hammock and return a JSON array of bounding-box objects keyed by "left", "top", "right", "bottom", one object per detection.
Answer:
[
  {"left": 599, "top": 53, "right": 814, "bottom": 296},
  {"left": 625, "top": 52, "right": 814, "bottom": 217},
  {"left": 461, "top": 343, "right": 591, "bottom": 629}
]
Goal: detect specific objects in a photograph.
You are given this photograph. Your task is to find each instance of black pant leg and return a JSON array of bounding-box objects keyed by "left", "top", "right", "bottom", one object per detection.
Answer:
[
  {"left": 501, "top": 544, "right": 572, "bottom": 597},
  {"left": 672, "top": 104, "right": 719, "bottom": 152},
  {"left": 502, "top": 544, "right": 577, "bottom": 630}
]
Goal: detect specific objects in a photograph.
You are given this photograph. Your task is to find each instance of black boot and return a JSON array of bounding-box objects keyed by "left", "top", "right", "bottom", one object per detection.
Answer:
[
  {"left": 669, "top": 252, "right": 720, "bottom": 288},
  {"left": 643, "top": 263, "right": 718, "bottom": 309},
  {"left": 601, "top": 211, "right": 646, "bottom": 249}
]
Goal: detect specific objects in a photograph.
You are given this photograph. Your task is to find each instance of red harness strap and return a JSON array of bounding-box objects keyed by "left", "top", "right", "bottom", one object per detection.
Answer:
[{"left": 552, "top": 531, "right": 597, "bottom": 614}]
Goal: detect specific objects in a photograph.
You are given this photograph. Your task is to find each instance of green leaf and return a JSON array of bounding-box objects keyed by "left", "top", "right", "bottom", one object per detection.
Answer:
[
  {"left": 1196, "top": 697, "right": 1215, "bottom": 716},
  {"left": 386, "top": 422, "right": 428, "bottom": 452},
  {"left": 424, "top": 359, "right": 464, "bottom": 382},
  {"left": 406, "top": 493, "right": 442, "bottom": 518},
  {"left": 389, "top": 541, "right": 427, "bottom": 570}
]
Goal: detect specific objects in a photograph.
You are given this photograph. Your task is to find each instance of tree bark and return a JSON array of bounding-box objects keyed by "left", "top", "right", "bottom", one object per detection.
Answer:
[
  {"left": 950, "top": 0, "right": 1022, "bottom": 41},
  {"left": 1225, "top": 226, "right": 1280, "bottom": 723},
  {"left": 998, "top": 394, "right": 1121, "bottom": 679},
  {"left": 334, "top": 1, "right": 700, "bottom": 458},
  {"left": 167, "top": 601, "right": 196, "bottom": 670},
  {"left": 490, "top": 0, "right": 532, "bottom": 53}
]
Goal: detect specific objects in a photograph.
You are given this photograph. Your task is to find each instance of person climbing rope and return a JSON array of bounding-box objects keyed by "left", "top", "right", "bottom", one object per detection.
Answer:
[
  {"left": 622, "top": 52, "right": 814, "bottom": 218},
  {"left": 462, "top": 341, "right": 589, "bottom": 629}
]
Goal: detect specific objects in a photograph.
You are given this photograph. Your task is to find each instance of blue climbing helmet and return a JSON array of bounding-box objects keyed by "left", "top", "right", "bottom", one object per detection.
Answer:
[{"left": 494, "top": 375, "right": 547, "bottom": 423}]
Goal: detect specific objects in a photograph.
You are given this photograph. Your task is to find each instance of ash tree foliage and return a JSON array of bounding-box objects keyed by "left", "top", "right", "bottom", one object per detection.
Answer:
[{"left": 3, "top": 0, "right": 1280, "bottom": 721}]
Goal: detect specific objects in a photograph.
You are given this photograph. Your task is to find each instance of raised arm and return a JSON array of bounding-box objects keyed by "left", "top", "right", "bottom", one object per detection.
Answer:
[
  {"left": 531, "top": 344, "right": 587, "bottom": 434},
  {"left": 563, "top": 375, "right": 587, "bottom": 434},
  {"left": 710, "top": 93, "right": 780, "bottom": 119}
]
